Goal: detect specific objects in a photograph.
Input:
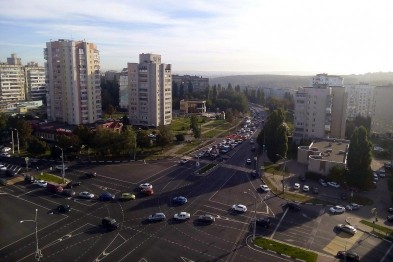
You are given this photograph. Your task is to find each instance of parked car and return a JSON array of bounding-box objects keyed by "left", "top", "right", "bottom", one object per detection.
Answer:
[
  {"left": 197, "top": 214, "right": 215, "bottom": 224},
  {"left": 335, "top": 224, "right": 357, "bottom": 235},
  {"left": 84, "top": 172, "right": 97, "bottom": 178},
  {"left": 232, "top": 204, "right": 247, "bottom": 213},
  {"left": 346, "top": 203, "right": 361, "bottom": 211},
  {"left": 148, "top": 212, "right": 166, "bottom": 222},
  {"left": 284, "top": 202, "right": 301, "bottom": 211},
  {"left": 0, "top": 152, "right": 11, "bottom": 158},
  {"left": 256, "top": 217, "right": 271, "bottom": 228},
  {"left": 302, "top": 185, "right": 310, "bottom": 192},
  {"left": 99, "top": 192, "right": 115, "bottom": 201},
  {"left": 79, "top": 191, "right": 95, "bottom": 199},
  {"left": 293, "top": 183, "right": 300, "bottom": 190},
  {"left": 384, "top": 162, "right": 392, "bottom": 170},
  {"left": 330, "top": 205, "right": 345, "bottom": 214},
  {"left": 35, "top": 180, "right": 47, "bottom": 187},
  {"left": 179, "top": 159, "right": 189, "bottom": 164},
  {"left": 387, "top": 215, "right": 393, "bottom": 222},
  {"left": 141, "top": 188, "right": 154, "bottom": 196},
  {"left": 57, "top": 204, "right": 71, "bottom": 213},
  {"left": 24, "top": 175, "right": 35, "bottom": 183},
  {"left": 173, "top": 196, "right": 188, "bottom": 205},
  {"left": 119, "top": 192, "right": 135, "bottom": 201},
  {"left": 101, "top": 217, "right": 119, "bottom": 230},
  {"left": 174, "top": 212, "right": 191, "bottom": 221},
  {"left": 0, "top": 164, "right": 7, "bottom": 172},
  {"left": 319, "top": 179, "right": 327, "bottom": 187},
  {"left": 55, "top": 165, "right": 68, "bottom": 171},
  {"left": 139, "top": 183, "right": 152, "bottom": 190},
  {"left": 62, "top": 189, "right": 76, "bottom": 197},
  {"left": 312, "top": 187, "right": 319, "bottom": 194},
  {"left": 336, "top": 251, "right": 360, "bottom": 262},
  {"left": 300, "top": 175, "right": 306, "bottom": 181},
  {"left": 246, "top": 158, "right": 252, "bottom": 164},
  {"left": 260, "top": 184, "right": 270, "bottom": 192},
  {"left": 64, "top": 181, "right": 81, "bottom": 189},
  {"left": 327, "top": 181, "right": 340, "bottom": 188}
]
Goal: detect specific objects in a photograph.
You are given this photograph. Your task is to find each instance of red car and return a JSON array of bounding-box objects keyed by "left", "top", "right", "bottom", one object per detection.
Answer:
[{"left": 142, "top": 188, "right": 154, "bottom": 196}]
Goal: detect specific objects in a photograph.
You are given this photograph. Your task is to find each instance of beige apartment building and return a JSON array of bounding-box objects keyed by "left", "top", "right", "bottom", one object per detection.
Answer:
[
  {"left": 0, "top": 54, "right": 26, "bottom": 102},
  {"left": 345, "top": 83, "right": 375, "bottom": 120},
  {"left": 45, "top": 39, "right": 102, "bottom": 125},
  {"left": 25, "top": 62, "right": 46, "bottom": 101},
  {"left": 128, "top": 53, "right": 172, "bottom": 127}
]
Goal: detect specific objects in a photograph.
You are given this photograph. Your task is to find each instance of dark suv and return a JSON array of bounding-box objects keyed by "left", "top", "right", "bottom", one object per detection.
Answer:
[
  {"left": 84, "top": 172, "right": 97, "bottom": 178},
  {"left": 285, "top": 202, "right": 301, "bottom": 211},
  {"left": 102, "top": 217, "right": 119, "bottom": 230},
  {"left": 256, "top": 217, "right": 271, "bottom": 228}
]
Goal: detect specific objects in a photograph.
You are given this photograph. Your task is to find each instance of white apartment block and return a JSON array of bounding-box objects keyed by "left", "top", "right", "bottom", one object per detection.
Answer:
[
  {"left": 128, "top": 53, "right": 172, "bottom": 127},
  {"left": 345, "top": 83, "right": 375, "bottom": 120},
  {"left": 294, "top": 74, "right": 347, "bottom": 142},
  {"left": 45, "top": 39, "right": 102, "bottom": 125},
  {"left": 0, "top": 54, "right": 26, "bottom": 101},
  {"left": 119, "top": 68, "right": 128, "bottom": 109},
  {"left": 172, "top": 74, "right": 209, "bottom": 93},
  {"left": 25, "top": 62, "right": 46, "bottom": 101}
]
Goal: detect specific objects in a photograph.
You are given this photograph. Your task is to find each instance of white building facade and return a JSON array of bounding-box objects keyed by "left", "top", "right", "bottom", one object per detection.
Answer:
[
  {"left": 45, "top": 39, "right": 102, "bottom": 125},
  {"left": 0, "top": 54, "right": 26, "bottom": 102},
  {"left": 25, "top": 62, "right": 46, "bottom": 101},
  {"left": 345, "top": 83, "right": 375, "bottom": 120},
  {"left": 119, "top": 68, "right": 128, "bottom": 109},
  {"left": 128, "top": 53, "right": 172, "bottom": 127}
]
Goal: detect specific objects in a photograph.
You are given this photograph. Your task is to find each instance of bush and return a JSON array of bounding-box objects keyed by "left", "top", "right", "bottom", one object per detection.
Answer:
[{"left": 175, "top": 134, "right": 185, "bottom": 142}]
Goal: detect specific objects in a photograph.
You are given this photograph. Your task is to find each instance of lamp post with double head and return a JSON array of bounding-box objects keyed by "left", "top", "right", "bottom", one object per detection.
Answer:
[
  {"left": 244, "top": 189, "right": 257, "bottom": 241},
  {"left": 276, "top": 154, "right": 287, "bottom": 193},
  {"left": 20, "top": 209, "right": 42, "bottom": 261},
  {"left": 55, "top": 145, "right": 65, "bottom": 184}
]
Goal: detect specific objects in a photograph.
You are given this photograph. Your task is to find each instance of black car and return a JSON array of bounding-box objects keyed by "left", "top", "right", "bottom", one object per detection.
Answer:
[
  {"left": 24, "top": 175, "right": 35, "bottom": 183},
  {"left": 312, "top": 187, "right": 319, "bottom": 194},
  {"left": 197, "top": 214, "right": 215, "bottom": 224},
  {"left": 255, "top": 217, "right": 271, "bottom": 228},
  {"left": 64, "top": 181, "right": 81, "bottom": 188},
  {"left": 102, "top": 217, "right": 119, "bottom": 230},
  {"left": 84, "top": 172, "right": 97, "bottom": 178},
  {"left": 387, "top": 215, "right": 393, "bottom": 222},
  {"left": 336, "top": 251, "right": 360, "bottom": 262},
  {"left": 62, "top": 189, "right": 76, "bottom": 197},
  {"left": 285, "top": 202, "right": 301, "bottom": 211},
  {"left": 57, "top": 204, "right": 71, "bottom": 213}
]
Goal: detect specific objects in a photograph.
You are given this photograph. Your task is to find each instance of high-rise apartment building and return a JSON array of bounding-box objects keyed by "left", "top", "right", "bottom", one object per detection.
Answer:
[
  {"left": 345, "top": 83, "right": 375, "bottom": 120},
  {"left": 294, "top": 74, "right": 347, "bottom": 142},
  {"left": 128, "top": 53, "right": 172, "bottom": 127},
  {"left": 44, "top": 39, "right": 102, "bottom": 125},
  {"left": 25, "top": 62, "right": 46, "bottom": 101},
  {"left": 119, "top": 68, "right": 128, "bottom": 109},
  {"left": 0, "top": 53, "right": 25, "bottom": 101},
  {"left": 172, "top": 74, "right": 209, "bottom": 93}
]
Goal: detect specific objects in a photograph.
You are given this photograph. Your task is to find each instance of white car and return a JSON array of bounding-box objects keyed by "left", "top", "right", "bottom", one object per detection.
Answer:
[
  {"left": 246, "top": 158, "right": 252, "bottom": 164},
  {"left": 232, "top": 204, "right": 247, "bottom": 213},
  {"left": 35, "top": 180, "right": 47, "bottom": 187},
  {"left": 335, "top": 224, "right": 357, "bottom": 235},
  {"left": 0, "top": 164, "right": 7, "bottom": 171},
  {"left": 327, "top": 181, "right": 340, "bottom": 188},
  {"left": 293, "top": 183, "right": 300, "bottom": 190},
  {"left": 174, "top": 212, "right": 191, "bottom": 221},
  {"left": 180, "top": 159, "right": 189, "bottom": 164},
  {"left": 0, "top": 152, "right": 11, "bottom": 157},
  {"left": 346, "top": 203, "right": 361, "bottom": 211},
  {"left": 79, "top": 191, "right": 95, "bottom": 199},
  {"left": 330, "top": 205, "right": 346, "bottom": 214},
  {"left": 260, "top": 184, "right": 271, "bottom": 192},
  {"left": 55, "top": 165, "right": 68, "bottom": 171},
  {"left": 302, "top": 185, "right": 310, "bottom": 192},
  {"left": 139, "top": 183, "right": 153, "bottom": 190}
]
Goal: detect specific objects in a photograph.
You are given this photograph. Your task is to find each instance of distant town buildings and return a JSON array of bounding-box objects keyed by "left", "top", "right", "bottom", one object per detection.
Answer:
[
  {"left": 261, "top": 87, "right": 294, "bottom": 100},
  {"left": 371, "top": 85, "right": 393, "bottom": 134},
  {"left": 45, "top": 39, "right": 102, "bottom": 125},
  {"left": 127, "top": 53, "right": 172, "bottom": 127},
  {"left": 172, "top": 74, "right": 209, "bottom": 93},
  {"left": 180, "top": 99, "right": 206, "bottom": 114},
  {"left": 294, "top": 74, "right": 347, "bottom": 142},
  {"left": 345, "top": 83, "right": 375, "bottom": 120}
]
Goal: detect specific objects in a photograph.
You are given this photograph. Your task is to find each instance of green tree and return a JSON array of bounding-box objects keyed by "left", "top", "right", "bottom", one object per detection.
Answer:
[
  {"left": 27, "top": 137, "right": 48, "bottom": 155},
  {"left": 9, "top": 118, "right": 33, "bottom": 148},
  {"left": 137, "top": 130, "right": 151, "bottom": 149},
  {"left": 106, "top": 105, "right": 116, "bottom": 118},
  {"left": 73, "top": 125, "right": 93, "bottom": 147},
  {"left": 346, "top": 126, "right": 373, "bottom": 190},
  {"left": 187, "top": 81, "right": 194, "bottom": 94},
  {"left": 345, "top": 115, "right": 371, "bottom": 139},
  {"left": 327, "top": 166, "right": 346, "bottom": 185},
  {"left": 258, "top": 109, "right": 288, "bottom": 163},
  {"left": 157, "top": 125, "right": 173, "bottom": 148}
]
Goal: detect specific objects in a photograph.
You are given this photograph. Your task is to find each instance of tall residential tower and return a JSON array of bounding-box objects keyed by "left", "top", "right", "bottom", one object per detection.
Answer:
[
  {"left": 44, "top": 39, "right": 102, "bottom": 125},
  {"left": 128, "top": 53, "right": 172, "bottom": 127}
]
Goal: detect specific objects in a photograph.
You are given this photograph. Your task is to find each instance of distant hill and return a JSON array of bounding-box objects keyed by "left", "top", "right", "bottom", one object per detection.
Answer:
[{"left": 209, "top": 72, "right": 393, "bottom": 89}]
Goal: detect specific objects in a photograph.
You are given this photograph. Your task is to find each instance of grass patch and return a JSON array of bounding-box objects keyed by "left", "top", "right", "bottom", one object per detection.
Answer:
[
  {"left": 360, "top": 220, "right": 393, "bottom": 240},
  {"left": 197, "top": 163, "right": 216, "bottom": 174},
  {"left": 175, "top": 141, "right": 202, "bottom": 155},
  {"left": 253, "top": 237, "right": 318, "bottom": 262},
  {"left": 171, "top": 117, "right": 190, "bottom": 132},
  {"left": 35, "top": 173, "right": 68, "bottom": 184},
  {"left": 203, "top": 129, "right": 225, "bottom": 138},
  {"left": 204, "top": 120, "right": 226, "bottom": 128},
  {"left": 264, "top": 164, "right": 290, "bottom": 177}
]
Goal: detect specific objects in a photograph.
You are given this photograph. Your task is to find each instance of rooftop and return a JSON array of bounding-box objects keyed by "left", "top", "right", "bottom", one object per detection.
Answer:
[{"left": 307, "top": 140, "right": 349, "bottom": 163}]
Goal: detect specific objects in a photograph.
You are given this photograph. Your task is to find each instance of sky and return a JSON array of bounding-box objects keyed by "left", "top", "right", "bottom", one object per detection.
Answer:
[{"left": 1, "top": 0, "right": 393, "bottom": 76}]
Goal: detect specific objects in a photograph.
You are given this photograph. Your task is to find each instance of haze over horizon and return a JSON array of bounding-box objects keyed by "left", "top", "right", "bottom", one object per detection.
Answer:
[{"left": 1, "top": 0, "right": 392, "bottom": 75}]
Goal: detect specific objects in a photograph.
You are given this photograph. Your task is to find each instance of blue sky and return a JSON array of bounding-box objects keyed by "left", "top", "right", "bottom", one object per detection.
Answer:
[{"left": 1, "top": 0, "right": 392, "bottom": 75}]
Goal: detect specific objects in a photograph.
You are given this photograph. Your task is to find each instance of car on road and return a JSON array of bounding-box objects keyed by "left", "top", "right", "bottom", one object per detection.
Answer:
[
  {"left": 330, "top": 205, "right": 345, "bottom": 214},
  {"left": 119, "top": 192, "right": 135, "bottom": 201},
  {"left": 55, "top": 165, "right": 68, "bottom": 171},
  {"left": 64, "top": 181, "right": 81, "bottom": 188},
  {"left": 293, "top": 183, "right": 300, "bottom": 190},
  {"left": 102, "top": 217, "right": 119, "bottom": 230},
  {"left": 179, "top": 159, "right": 189, "bottom": 164},
  {"left": 148, "top": 212, "right": 166, "bottom": 222},
  {"left": 319, "top": 179, "right": 327, "bottom": 187},
  {"left": 251, "top": 170, "right": 259, "bottom": 178},
  {"left": 141, "top": 188, "right": 154, "bottom": 196},
  {"left": 197, "top": 214, "right": 215, "bottom": 224},
  {"left": 79, "top": 191, "right": 95, "bottom": 199},
  {"left": 99, "top": 192, "right": 115, "bottom": 201},
  {"left": 62, "top": 189, "right": 76, "bottom": 197},
  {"left": 57, "top": 204, "right": 71, "bottom": 213},
  {"left": 260, "top": 184, "right": 270, "bottom": 192},
  {"left": 173, "top": 196, "right": 188, "bottom": 205},
  {"left": 174, "top": 212, "right": 191, "bottom": 221},
  {"left": 346, "top": 203, "right": 361, "bottom": 211},
  {"left": 327, "top": 181, "right": 340, "bottom": 188},
  {"left": 284, "top": 202, "right": 301, "bottom": 211},
  {"left": 84, "top": 172, "right": 97, "bottom": 178},
  {"left": 24, "top": 175, "right": 35, "bottom": 183},
  {"left": 139, "top": 183, "right": 152, "bottom": 190},
  {"left": 35, "top": 180, "right": 47, "bottom": 187},
  {"left": 0, "top": 152, "right": 11, "bottom": 158},
  {"left": 302, "top": 185, "right": 310, "bottom": 192},
  {"left": 336, "top": 251, "right": 360, "bottom": 262},
  {"left": 0, "top": 164, "right": 7, "bottom": 171},
  {"left": 232, "top": 204, "right": 247, "bottom": 213},
  {"left": 387, "top": 215, "right": 393, "bottom": 222},
  {"left": 335, "top": 224, "right": 357, "bottom": 235},
  {"left": 246, "top": 158, "right": 252, "bottom": 164},
  {"left": 256, "top": 217, "right": 271, "bottom": 228}
]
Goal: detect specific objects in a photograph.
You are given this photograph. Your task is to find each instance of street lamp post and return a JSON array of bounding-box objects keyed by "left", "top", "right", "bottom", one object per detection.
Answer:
[
  {"left": 20, "top": 209, "right": 42, "bottom": 261},
  {"left": 276, "top": 154, "right": 287, "bottom": 193},
  {"left": 10, "top": 129, "right": 14, "bottom": 154},
  {"left": 244, "top": 190, "right": 257, "bottom": 241},
  {"left": 134, "top": 134, "right": 137, "bottom": 161},
  {"left": 55, "top": 145, "right": 65, "bottom": 184},
  {"left": 14, "top": 128, "right": 20, "bottom": 154}
]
